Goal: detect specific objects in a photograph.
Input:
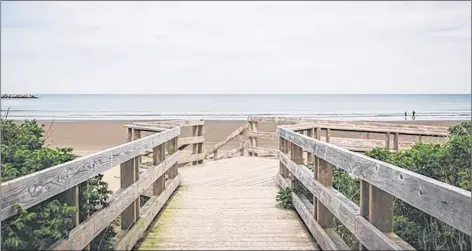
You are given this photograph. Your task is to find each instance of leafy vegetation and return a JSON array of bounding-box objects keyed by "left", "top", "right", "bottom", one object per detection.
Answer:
[
  {"left": 332, "top": 121, "right": 471, "bottom": 250},
  {"left": 276, "top": 187, "right": 293, "bottom": 209},
  {"left": 1, "top": 119, "right": 116, "bottom": 250},
  {"left": 279, "top": 121, "right": 471, "bottom": 250}
]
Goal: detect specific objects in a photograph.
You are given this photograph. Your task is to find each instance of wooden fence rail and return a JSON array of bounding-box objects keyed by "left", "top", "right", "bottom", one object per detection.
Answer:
[
  {"left": 250, "top": 116, "right": 450, "bottom": 135},
  {"left": 247, "top": 119, "right": 278, "bottom": 157},
  {"left": 205, "top": 124, "right": 247, "bottom": 160},
  {"left": 277, "top": 126, "right": 471, "bottom": 250},
  {"left": 248, "top": 117, "right": 449, "bottom": 156},
  {"left": 128, "top": 120, "right": 205, "bottom": 166},
  {"left": 1, "top": 127, "right": 182, "bottom": 251}
]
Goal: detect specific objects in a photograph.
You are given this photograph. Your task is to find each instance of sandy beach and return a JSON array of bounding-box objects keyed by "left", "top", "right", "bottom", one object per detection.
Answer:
[{"left": 38, "top": 119, "right": 462, "bottom": 192}]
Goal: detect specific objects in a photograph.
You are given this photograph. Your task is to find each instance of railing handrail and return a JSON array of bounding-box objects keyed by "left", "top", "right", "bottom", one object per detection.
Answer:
[
  {"left": 277, "top": 126, "right": 471, "bottom": 237},
  {"left": 204, "top": 124, "right": 248, "bottom": 158},
  {"left": 251, "top": 116, "right": 449, "bottom": 136},
  {"left": 1, "top": 127, "right": 181, "bottom": 221}
]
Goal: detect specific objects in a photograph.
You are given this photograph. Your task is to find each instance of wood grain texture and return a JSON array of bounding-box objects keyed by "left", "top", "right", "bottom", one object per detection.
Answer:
[
  {"left": 115, "top": 176, "right": 181, "bottom": 250},
  {"left": 278, "top": 151, "right": 405, "bottom": 250},
  {"left": 137, "top": 157, "right": 317, "bottom": 250},
  {"left": 1, "top": 127, "right": 180, "bottom": 221},
  {"left": 278, "top": 127, "right": 471, "bottom": 236},
  {"left": 49, "top": 151, "right": 180, "bottom": 250},
  {"left": 277, "top": 174, "right": 349, "bottom": 250},
  {"left": 205, "top": 124, "right": 248, "bottom": 158}
]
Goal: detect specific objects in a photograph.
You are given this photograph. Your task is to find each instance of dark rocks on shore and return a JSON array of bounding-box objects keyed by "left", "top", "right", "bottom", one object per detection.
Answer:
[{"left": 1, "top": 94, "right": 38, "bottom": 99}]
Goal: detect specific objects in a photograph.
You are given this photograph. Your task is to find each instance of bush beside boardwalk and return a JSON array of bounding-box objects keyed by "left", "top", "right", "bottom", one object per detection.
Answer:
[
  {"left": 278, "top": 121, "right": 471, "bottom": 250},
  {"left": 332, "top": 121, "right": 471, "bottom": 250},
  {"left": 1, "top": 120, "right": 116, "bottom": 250}
]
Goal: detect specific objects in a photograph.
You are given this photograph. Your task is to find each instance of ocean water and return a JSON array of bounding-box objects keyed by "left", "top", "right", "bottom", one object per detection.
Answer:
[{"left": 1, "top": 94, "right": 470, "bottom": 121}]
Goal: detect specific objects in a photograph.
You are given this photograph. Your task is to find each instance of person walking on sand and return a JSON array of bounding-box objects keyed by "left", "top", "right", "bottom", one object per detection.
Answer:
[
  {"left": 412, "top": 110, "right": 416, "bottom": 120},
  {"left": 404, "top": 111, "right": 407, "bottom": 120}
]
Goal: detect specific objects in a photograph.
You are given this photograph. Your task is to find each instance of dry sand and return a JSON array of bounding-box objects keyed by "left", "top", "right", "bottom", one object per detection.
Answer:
[{"left": 38, "top": 119, "right": 462, "bottom": 192}]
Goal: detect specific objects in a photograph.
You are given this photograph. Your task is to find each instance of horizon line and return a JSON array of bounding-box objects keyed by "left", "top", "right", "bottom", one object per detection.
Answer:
[{"left": 2, "top": 93, "right": 471, "bottom": 95}]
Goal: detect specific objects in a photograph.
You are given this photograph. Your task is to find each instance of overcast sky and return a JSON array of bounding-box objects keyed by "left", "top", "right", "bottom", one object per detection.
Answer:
[{"left": 1, "top": 1, "right": 470, "bottom": 94}]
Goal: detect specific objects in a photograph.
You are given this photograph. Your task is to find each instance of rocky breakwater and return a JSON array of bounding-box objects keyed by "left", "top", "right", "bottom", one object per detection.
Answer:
[{"left": 1, "top": 94, "right": 38, "bottom": 99}]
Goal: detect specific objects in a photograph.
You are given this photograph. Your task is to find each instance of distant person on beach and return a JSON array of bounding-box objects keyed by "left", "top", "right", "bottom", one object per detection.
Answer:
[
  {"left": 404, "top": 111, "right": 407, "bottom": 120},
  {"left": 412, "top": 110, "right": 416, "bottom": 120}
]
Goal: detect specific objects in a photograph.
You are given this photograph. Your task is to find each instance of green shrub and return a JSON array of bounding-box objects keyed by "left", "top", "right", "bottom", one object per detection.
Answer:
[
  {"left": 363, "top": 121, "right": 471, "bottom": 250},
  {"left": 276, "top": 187, "right": 293, "bottom": 209},
  {"left": 1, "top": 119, "right": 116, "bottom": 250}
]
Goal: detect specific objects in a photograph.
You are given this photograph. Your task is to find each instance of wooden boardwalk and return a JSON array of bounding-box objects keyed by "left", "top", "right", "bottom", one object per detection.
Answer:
[
  {"left": 3, "top": 119, "right": 469, "bottom": 251},
  {"left": 137, "top": 157, "right": 318, "bottom": 250}
]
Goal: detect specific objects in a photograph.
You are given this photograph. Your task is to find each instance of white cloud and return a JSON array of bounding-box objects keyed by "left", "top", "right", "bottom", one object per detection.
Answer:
[{"left": 1, "top": 1, "right": 470, "bottom": 94}]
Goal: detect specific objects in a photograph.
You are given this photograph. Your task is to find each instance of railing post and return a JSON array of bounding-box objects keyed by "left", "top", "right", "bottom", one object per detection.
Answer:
[
  {"left": 290, "top": 132, "right": 303, "bottom": 191},
  {"left": 279, "top": 137, "right": 289, "bottom": 178},
  {"left": 306, "top": 128, "right": 315, "bottom": 166},
  {"left": 312, "top": 125, "right": 335, "bottom": 228},
  {"left": 393, "top": 132, "right": 399, "bottom": 151},
  {"left": 363, "top": 131, "right": 396, "bottom": 247},
  {"left": 311, "top": 127, "right": 321, "bottom": 219},
  {"left": 192, "top": 124, "right": 204, "bottom": 165},
  {"left": 198, "top": 124, "right": 204, "bottom": 164},
  {"left": 385, "top": 132, "right": 391, "bottom": 149},
  {"left": 325, "top": 128, "right": 331, "bottom": 143},
  {"left": 133, "top": 129, "right": 141, "bottom": 219},
  {"left": 153, "top": 142, "right": 166, "bottom": 196},
  {"left": 369, "top": 185, "right": 395, "bottom": 236},
  {"left": 302, "top": 130, "right": 308, "bottom": 165},
  {"left": 167, "top": 136, "right": 178, "bottom": 179},
  {"left": 359, "top": 180, "right": 370, "bottom": 250},
  {"left": 192, "top": 125, "right": 198, "bottom": 165},
  {"left": 64, "top": 186, "right": 79, "bottom": 226},
  {"left": 121, "top": 128, "right": 140, "bottom": 230},
  {"left": 316, "top": 159, "right": 335, "bottom": 228},
  {"left": 238, "top": 130, "right": 245, "bottom": 156},
  {"left": 65, "top": 185, "right": 91, "bottom": 250},
  {"left": 248, "top": 120, "right": 258, "bottom": 157}
]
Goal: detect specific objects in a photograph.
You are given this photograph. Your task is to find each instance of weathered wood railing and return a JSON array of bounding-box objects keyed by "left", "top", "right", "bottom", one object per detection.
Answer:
[
  {"left": 204, "top": 124, "right": 248, "bottom": 160},
  {"left": 249, "top": 116, "right": 449, "bottom": 155},
  {"left": 277, "top": 126, "right": 471, "bottom": 250},
  {"left": 247, "top": 117, "right": 279, "bottom": 157},
  {"left": 127, "top": 120, "right": 205, "bottom": 166},
  {"left": 1, "top": 127, "right": 182, "bottom": 250}
]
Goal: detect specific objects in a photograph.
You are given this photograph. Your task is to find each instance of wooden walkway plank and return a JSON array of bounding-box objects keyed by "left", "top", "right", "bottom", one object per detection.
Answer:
[{"left": 137, "top": 157, "right": 318, "bottom": 250}]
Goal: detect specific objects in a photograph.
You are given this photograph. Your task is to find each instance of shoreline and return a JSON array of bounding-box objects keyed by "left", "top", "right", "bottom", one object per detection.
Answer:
[{"left": 1, "top": 94, "right": 38, "bottom": 99}]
